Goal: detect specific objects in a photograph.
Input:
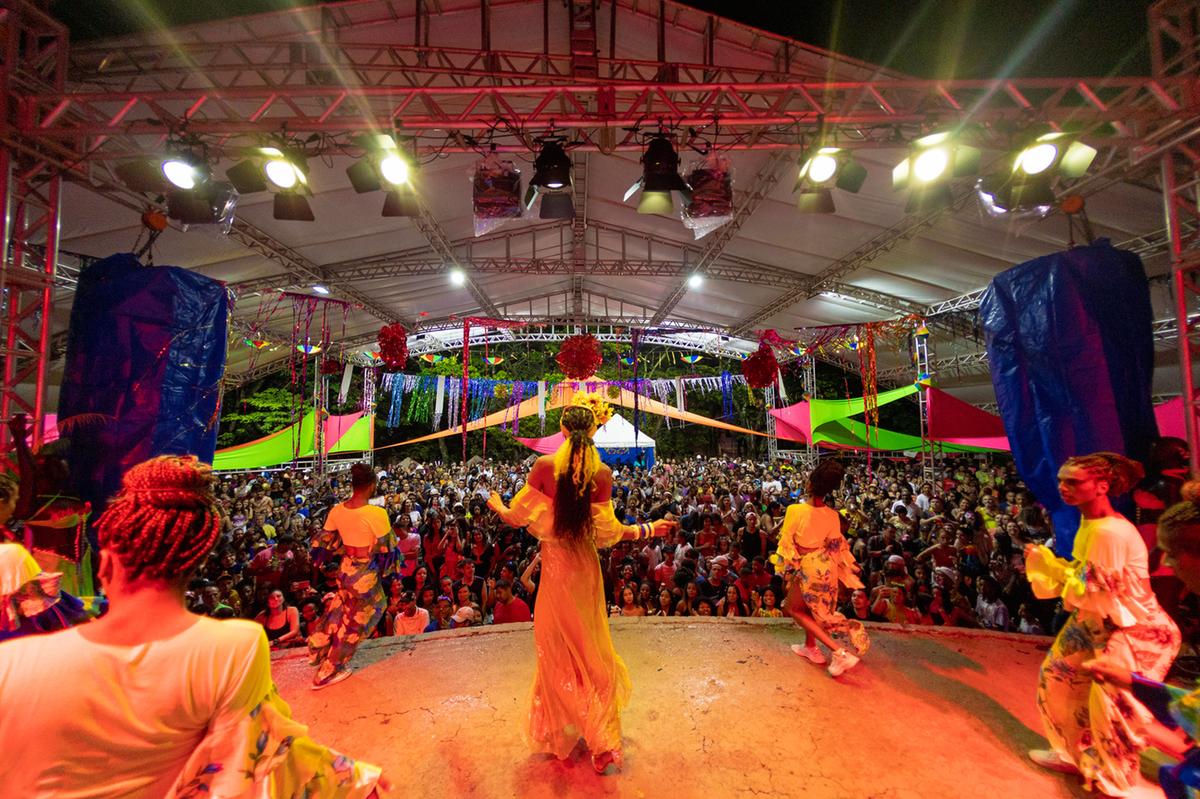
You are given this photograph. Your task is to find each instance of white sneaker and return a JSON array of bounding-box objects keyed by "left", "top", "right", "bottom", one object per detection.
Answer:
[
  {"left": 1027, "top": 749, "right": 1080, "bottom": 775},
  {"left": 791, "top": 643, "right": 828, "bottom": 665},
  {"left": 827, "top": 649, "right": 860, "bottom": 677}
]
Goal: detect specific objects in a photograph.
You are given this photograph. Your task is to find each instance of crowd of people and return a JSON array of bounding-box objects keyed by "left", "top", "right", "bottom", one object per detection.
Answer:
[{"left": 184, "top": 451, "right": 1129, "bottom": 648}]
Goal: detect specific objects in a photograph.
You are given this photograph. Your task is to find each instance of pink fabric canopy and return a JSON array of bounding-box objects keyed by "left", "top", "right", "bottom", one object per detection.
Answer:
[
  {"left": 1155, "top": 397, "right": 1186, "bottom": 440},
  {"left": 767, "top": 403, "right": 810, "bottom": 444},
  {"left": 516, "top": 431, "right": 565, "bottom": 454},
  {"left": 925, "top": 387, "right": 1010, "bottom": 451}
]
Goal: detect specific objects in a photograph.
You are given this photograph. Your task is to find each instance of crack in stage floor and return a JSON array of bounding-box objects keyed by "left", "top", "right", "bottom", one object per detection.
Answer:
[{"left": 273, "top": 617, "right": 1159, "bottom": 798}]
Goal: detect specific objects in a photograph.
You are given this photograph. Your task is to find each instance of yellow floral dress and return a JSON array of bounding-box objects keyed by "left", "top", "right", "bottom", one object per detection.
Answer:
[
  {"left": 494, "top": 483, "right": 638, "bottom": 759},
  {"left": 1026, "top": 514, "right": 1181, "bottom": 795},
  {"left": 772, "top": 502, "right": 870, "bottom": 656}
]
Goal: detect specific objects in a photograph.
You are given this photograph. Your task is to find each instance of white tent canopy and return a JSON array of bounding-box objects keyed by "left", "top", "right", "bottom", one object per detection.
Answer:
[{"left": 595, "top": 414, "right": 656, "bottom": 451}]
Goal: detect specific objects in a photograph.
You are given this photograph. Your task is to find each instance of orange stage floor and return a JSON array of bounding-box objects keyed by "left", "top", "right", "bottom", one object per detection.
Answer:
[{"left": 273, "top": 617, "right": 1167, "bottom": 799}]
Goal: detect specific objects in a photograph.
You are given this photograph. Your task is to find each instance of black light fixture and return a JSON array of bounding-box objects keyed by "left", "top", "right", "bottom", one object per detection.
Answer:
[
  {"left": 976, "top": 132, "right": 1097, "bottom": 218},
  {"left": 624, "top": 134, "right": 691, "bottom": 216},
  {"left": 794, "top": 146, "right": 867, "bottom": 214},
  {"left": 892, "top": 131, "right": 981, "bottom": 213},
  {"left": 345, "top": 134, "right": 419, "bottom": 218},
  {"left": 224, "top": 145, "right": 314, "bottom": 221},
  {"left": 531, "top": 140, "right": 572, "bottom": 190},
  {"left": 167, "top": 181, "right": 238, "bottom": 228},
  {"left": 539, "top": 192, "right": 575, "bottom": 220},
  {"left": 117, "top": 144, "right": 238, "bottom": 229}
]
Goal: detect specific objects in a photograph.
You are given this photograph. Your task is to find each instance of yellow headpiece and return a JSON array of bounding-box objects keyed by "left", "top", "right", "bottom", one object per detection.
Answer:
[{"left": 569, "top": 393, "right": 614, "bottom": 429}]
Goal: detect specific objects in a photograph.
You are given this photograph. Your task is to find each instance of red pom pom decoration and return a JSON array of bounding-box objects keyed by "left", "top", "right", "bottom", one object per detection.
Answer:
[
  {"left": 556, "top": 334, "right": 603, "bottom": 380},
  {"left": 741, "top": 343, "right": 779, "bottom": 389},
  {"left": 378, "top": 324, "right": 409, "bottom": 371},
  {"left": 319, "top": 358, "right": 343, "bottom": 376}
]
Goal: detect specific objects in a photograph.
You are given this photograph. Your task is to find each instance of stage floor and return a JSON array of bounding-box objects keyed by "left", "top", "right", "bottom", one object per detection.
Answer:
[{"left": 273, "top": 617, "right": 1163, "bottom": 799}]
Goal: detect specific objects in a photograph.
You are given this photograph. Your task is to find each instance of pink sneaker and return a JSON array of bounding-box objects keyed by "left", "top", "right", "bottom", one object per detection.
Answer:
[{"left": 791, "top": 643, "right": 828, "bottom": 665}]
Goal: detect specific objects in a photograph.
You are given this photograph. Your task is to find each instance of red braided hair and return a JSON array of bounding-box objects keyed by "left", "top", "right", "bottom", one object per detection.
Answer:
[{"left": 95, "top": 455, "right": 222, "bottom": 581}]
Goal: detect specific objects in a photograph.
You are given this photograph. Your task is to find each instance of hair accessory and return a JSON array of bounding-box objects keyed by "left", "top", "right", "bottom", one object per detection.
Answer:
[{"left": 569, "top": 393, "right": 614, "bottom": 427}]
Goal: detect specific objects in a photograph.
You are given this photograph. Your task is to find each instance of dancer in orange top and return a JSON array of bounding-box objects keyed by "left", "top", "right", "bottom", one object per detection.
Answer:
[{"left": 488, "top": 395, "right": 676, "bottom": 774}]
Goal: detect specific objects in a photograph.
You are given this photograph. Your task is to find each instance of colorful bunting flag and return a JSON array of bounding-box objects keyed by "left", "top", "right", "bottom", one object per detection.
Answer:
[
  {"left": 420, "top": 353, "right": 444, "bottom": 363},
  {"left": 483, "top": 356, "right": 505, "bottom": 365},
  {"left": 681, "top": 354, "right": 703, "bottom": 364}
]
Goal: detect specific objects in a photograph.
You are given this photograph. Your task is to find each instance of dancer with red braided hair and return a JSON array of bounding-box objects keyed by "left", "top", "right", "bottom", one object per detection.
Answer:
[
  {"left": 0, "top": 455, "right": 388, "bottom": 798},
  {"left": 1025, "top": 452, "right": 1180, "bottom": 797},
  {"left": 488, "top": 396, "right": 677, "bottom": 774}
]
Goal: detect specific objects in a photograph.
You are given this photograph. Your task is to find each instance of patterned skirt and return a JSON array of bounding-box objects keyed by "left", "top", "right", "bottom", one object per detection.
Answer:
[
  {"left": 792, "top": 548, "right": 870, "bottom": 657},
  {"left": 1037, "top": 607, "right": 1181, "bottom": 796},
  {"left": 307, "top": 554, "right": 386, "bottom": 684}
]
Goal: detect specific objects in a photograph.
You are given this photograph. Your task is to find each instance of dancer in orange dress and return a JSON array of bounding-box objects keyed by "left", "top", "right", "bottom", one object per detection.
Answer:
[{"left": 488, "top": 395, "right": 676, "bottom": 773}]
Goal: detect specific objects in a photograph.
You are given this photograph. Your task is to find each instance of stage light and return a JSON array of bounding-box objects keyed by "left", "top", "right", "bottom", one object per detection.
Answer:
[
  {"left": 166, "top": 181, "right": 238, "bottom": 230},
  {"left": 975, "top": 132, "right": 1097, "bottom": 219},
  {"left": 381, "top": 187, "right": 420, "bottom": 218},
  {"left": 273, "top": 192, "right": 314, "bottom": 222},
  {"left": 449, "top": 269, "right": 466, "bottom": 286},
  {"left": 347, "top": 135, "right": 414, "bottom": 196},
  {"left": 225, "top": 145, "right": 313, "bottom": 220},
  {"left": 794, "top": 147, "right": 867, "bottom": 214},
  {"left": 1014, "top": 143, "right": 1058, "bottom": 176},
  {"left": 379, "top": 154, "right": 409, "bottom": 186},
  {"left": 312, "top": 285, "right": 330, "bottom": 295},
  {"left": 625, "top": 134, "right": 690, "bottom": 216},
  {"left": 538, "top": 192, "right": 575, "bottom": 220},
  {"left": 687, "top": 273, "right": 704, "bottom": 289},
  {"left": 264, "top": 154, "right": 300, "bottom": 189},
  {"left": 531, "top": 140, "right": 572, "bottom": 190},
  {"left": 893, "top": 132, "right": 980, "bottom": 212},
  {"left": 162, "top": 157, "right": 200, "bottom": 190}
]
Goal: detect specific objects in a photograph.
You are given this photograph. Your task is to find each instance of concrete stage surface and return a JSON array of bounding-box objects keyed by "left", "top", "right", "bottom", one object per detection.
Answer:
[{"left": 273, "top": 617, "right": 1165, "bottom": 799}]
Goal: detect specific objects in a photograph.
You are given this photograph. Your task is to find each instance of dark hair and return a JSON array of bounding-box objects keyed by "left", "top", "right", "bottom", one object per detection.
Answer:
[
  {"left": 553, "top": 405, "right": 598, "bottom": 541},
  {"left": 495, "top": 578, "right": 512, "bottom": 591},
  {"left": 1159, "top": 481, "right": 1200, "bottom": 557},
  {"left": 1062, "top": 452, "right": 1144, "bottom": 496},
  {"left": 809, "top": 460, "right": 845, "bottom": 497},
  {"left": 350, "top": 463, "right": 377, "bottom": 490}
]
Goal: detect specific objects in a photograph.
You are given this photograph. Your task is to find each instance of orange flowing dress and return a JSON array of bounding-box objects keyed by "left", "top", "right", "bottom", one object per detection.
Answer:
[{"left": 496, "top": 483, "right": 635, "bottom": 758}]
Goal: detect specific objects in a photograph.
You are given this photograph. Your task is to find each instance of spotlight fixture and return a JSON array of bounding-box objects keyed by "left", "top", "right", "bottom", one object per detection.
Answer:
[
  {"left": 687, "top": 273, "right": 704, "bottom": 289},
  {"left": 975, "top": 132, "right": 1098, "bottom": 219},
  {"left": 346, "top": 135, "right": 420, "bottom": 218},
  {"left": 523, "top": 138, "right": 575, "bottom": 219},
  {"left": 624, "top": 134, "right": 691, "bottom": 217},
  {"left": 165, "top": 180, "right": 238, "bottom": 230},
  {"left": 224, "top": 145, "right": 314, "bottom": 221},
  {"left": 794, "top": 146, "right": 868, "bottom": 214},
  {"left": 116, "top": 150, "right": 211, "bottom": 194},
  {"left": 449, "top": 268, "right": 467, "bottom": 287},
  {"left": 312, "top": 285, "right": 330, "bottom": 295},
  {"left": 531, "top": 140, "right": 572, "bottom": 190},
  {"left": 892, "top": 131, "right": 981, "bottom": 213}
]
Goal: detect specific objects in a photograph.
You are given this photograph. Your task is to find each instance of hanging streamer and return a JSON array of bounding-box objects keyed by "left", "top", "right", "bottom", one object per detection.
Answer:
[
  {"left": 720, "top": 371, "right": 734, "bottom": 419},
  {"left": 434, "top": 375, "right": 446, "bottom": 430},
  {"left": 776, "top": 368, "right": 787, "bottom": 403},
  {"left": 675, "top": 376, "right": 685, "bottom": 418},
  {"left": 338, "top": 363, "right": 354, "bottom": 406},
  {"left": 537, "top": 380, "right": 546, "bottom": 434}
]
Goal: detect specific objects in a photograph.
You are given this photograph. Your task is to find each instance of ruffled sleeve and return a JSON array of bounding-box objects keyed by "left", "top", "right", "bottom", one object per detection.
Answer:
[
  {"left": 494, "top": 485, "right": 554, "bottom": 540},
  {"left": 590, "top": 501, "right": 638, "bottom": 549},
  {"left": 1025, "top": 529, "right": 1153, "bottom": 627},
  {"left": 170, "top": 631, "right": 383, "bottom": 799},
  {"left": 1166, "top": 682, "right": 1200, "bottom": 740}
]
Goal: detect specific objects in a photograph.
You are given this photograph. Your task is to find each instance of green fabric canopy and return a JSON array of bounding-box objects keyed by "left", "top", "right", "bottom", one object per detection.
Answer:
[
  {"left": 213, "top": 412, "right": 374, "bottom": 471},
  {"left": 813, "top": 417, "right": 999, "bottom": 453}
]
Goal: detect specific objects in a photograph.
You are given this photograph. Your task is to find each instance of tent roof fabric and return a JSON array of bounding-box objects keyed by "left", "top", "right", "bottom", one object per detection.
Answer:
[
  {"left": 213, "top": 412, "right": 373, "bottom": 470},
  {"left": 517, "top": 412, "right": 656, "bottom": 454}
]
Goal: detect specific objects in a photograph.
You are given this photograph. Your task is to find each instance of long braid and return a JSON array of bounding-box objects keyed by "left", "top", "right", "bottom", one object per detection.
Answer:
[{"left": 95, "top": 455, "right": 222, "bottom": 581}]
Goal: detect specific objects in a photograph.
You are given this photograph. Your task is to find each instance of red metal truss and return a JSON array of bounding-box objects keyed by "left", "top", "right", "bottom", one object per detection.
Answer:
[
  {"left": 16, "top": 75, "right": 1200, "bottom": 154},
  {"left": 0, "top": 1, "right": 67, "bottom": 466}
]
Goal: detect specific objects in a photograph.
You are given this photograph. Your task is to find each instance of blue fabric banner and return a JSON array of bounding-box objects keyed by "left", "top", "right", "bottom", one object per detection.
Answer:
[
  {"left": 980, "top": 240, "right": 1158, "bottom": 556},
  {"left": 58, "top": 253, "right": 228, "bottom": 514}
]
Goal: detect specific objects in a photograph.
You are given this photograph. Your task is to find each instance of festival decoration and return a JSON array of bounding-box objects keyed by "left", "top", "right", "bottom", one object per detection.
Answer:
[
  {"left": 420, "top": 353, "right": 444, "bottom": 363},
  {"left": 681, "top": 354, "right": 703, "bottom": 364},
  {"left": 244, "top": 338, "right": 271, "bottom": 349},
  {"left": 619, "top": 355, "right": 635, "bottom": 366},
  {"left": 483, "top": 356, "right": 505, "bottom": 366},
  {"left": 555, "top": 334, "right": 603, "bottom": 380},
  {"left": 296, "top": 343, "right": 321, "bottom": 355},
  {"left": 378, "top": 323, "right": 409, "bottom": 371},
  {"left": 741, "top": 343, "right": 779, "bottom": 389},
  {"left": 682, "top": 153, "right": 734, "bottom": 239},
  {"left": 319, "top": 358, "right": 342, "bottom": 375},
  {"left": 472, "top": 153, "right": 523, "bottom": 236},
  {"left": 493, "top": 382, "right": 511, "bottom": 402},
  {"left": 570, "top": 392, "right": 614, "bottom": 427}
]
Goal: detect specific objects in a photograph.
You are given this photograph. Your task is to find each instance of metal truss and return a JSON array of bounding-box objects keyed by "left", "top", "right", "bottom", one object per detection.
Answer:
[
  {"left": 22, "top": 75, "right": 1197, "bottom": 151},
  {"left": 224, "top": 322, "right": 752, "bottom": 388},
  {"left": 410, "top": 198, "right": 502, "bottom": 318},
  {"left": 0, "top": 1, "right": 67, "bottom": 466},
  {"left": 650, "top": 150, "right": 790, "bottom": 325},
  {"left": 1153, "top": 0, "right": 1200, "bottom": 470}
]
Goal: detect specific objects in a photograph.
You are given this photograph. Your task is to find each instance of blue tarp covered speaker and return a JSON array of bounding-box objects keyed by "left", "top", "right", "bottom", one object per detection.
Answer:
[
  {"left": 57, "top": 253, "right": 228, "bottom": 514},
  {"left": 980, "top": 240, "right": 1158, "bottom": 556}
]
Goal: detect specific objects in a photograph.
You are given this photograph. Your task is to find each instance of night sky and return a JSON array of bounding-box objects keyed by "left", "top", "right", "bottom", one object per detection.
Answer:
[{"left": 54, "top": 0, "right": 1152, "bottom": 79}]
